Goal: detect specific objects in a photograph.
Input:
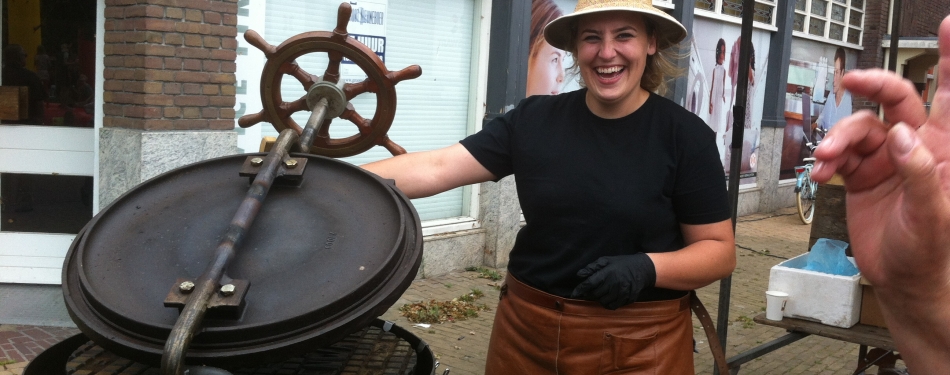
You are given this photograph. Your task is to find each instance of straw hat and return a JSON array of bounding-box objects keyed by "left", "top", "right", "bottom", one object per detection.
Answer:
[{"left": 543, "top": 0, "right": 688, "bottom": 51}]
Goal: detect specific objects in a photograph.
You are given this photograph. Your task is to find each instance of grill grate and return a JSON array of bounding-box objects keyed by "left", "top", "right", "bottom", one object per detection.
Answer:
[{"left": 63, "top": 326, "right": 418, "bottom": 375}]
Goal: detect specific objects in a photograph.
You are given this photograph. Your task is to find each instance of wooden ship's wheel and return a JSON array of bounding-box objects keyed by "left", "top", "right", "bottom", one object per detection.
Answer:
[{"left": 238, "top": 2, "right": 421, "bottom": 157}]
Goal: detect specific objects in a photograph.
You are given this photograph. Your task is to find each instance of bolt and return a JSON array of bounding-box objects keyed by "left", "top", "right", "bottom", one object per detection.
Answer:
[
  {"left": 220, "top": 284, "right": 236, "bottom": 296},
  {"left": 284, "top": 159, "right": 298, "bottom": 169},
  {"left": 250, "top": 157, "right": 264, "bottom": 166},
  {"left": 179, "top": 281, "right": 195, "bottom": 293}
]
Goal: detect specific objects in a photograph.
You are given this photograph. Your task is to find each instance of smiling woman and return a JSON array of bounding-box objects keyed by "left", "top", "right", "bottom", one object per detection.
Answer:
[
  {"left": 573, "top": 12, "right": 658, "bottom": 118},
  {"left": 361, "top": 1, "right": 735, "bottom": 373}
]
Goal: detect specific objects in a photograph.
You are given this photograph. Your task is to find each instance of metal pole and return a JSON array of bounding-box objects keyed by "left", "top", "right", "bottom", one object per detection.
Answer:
[
  {"left": 887, "top": 0, "right": 902, "bottom": 72},
  {"left": 161, "top": 129, "right": 299, "bottom": 375},
  {"left": 715, "top": 1, "right": 756, "bottom": 373}
]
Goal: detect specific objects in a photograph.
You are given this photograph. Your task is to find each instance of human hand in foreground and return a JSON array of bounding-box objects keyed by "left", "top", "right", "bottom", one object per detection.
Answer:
[
  {"left": 571, "top": 253, "right": 656, "bottom": 310},
  {"left": 810, "top": 15, "right": 950, "bottom": 374}
]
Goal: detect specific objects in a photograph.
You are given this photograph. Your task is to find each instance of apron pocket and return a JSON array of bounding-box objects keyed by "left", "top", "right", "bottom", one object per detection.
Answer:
[{"left": 599, "top": 327, "right": 658, "bottom": 374}]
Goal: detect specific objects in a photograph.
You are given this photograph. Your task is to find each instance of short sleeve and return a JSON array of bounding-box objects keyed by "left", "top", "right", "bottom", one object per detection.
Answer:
[
  {"left": 459, "top": 107, "right": 519, "bottom": 181},
  {"left": 672, "top": 122, "right": 731, "bottom": 225}
]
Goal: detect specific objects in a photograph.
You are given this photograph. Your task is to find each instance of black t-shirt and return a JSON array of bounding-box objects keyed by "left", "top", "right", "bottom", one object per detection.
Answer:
[{"left": 460, "top": 89, "right": 731, "bottom": 300}]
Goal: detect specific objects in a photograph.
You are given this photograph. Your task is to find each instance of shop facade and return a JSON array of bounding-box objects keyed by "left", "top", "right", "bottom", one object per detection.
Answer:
[{"left": 0, "top": 0, "right": 947, "bottom": 301}]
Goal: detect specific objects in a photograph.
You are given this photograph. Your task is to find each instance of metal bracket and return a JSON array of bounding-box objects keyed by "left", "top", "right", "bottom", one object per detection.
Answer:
[
  {"left": 239, "top": 155, "right": 308, "bottom": 187},
  {"left": 164, "top": 278, "right": 250, "bottom": 320}
]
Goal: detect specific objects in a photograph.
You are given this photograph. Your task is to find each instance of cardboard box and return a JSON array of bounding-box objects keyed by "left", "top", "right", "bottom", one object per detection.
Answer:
[
  {"left": 0, "top": 86, "right": 29, "bottom": 121},
  {"left": 768, "top": 253, "right": 862, "bottom": 328},
  {"left": 859, "top": 277, "right": 887, "bottom": 328}
]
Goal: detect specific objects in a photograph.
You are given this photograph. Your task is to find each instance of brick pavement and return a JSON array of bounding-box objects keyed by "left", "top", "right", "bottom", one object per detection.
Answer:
[{"left": 1, "top": 207, "right": 903, "bottom": 374}]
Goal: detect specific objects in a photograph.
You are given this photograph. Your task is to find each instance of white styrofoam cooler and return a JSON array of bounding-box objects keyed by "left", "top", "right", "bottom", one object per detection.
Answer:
[{"left": 767, "top": 253, "right": 862, "bottom": 328}]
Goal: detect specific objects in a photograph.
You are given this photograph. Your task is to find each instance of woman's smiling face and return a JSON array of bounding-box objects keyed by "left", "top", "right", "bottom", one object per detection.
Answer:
[{"left": 575, "top": 11, "right": 656, "bottom": 117}]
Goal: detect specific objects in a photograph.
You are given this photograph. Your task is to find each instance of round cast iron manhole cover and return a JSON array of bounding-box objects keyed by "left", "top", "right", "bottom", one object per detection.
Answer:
[{"left": 63, "top": 153, "right": 423, "bottom": 366}]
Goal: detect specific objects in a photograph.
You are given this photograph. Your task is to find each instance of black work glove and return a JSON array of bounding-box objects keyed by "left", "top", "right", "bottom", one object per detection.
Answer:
[{"left": 570, "top": 253, "right": 656, "bottom": 310}]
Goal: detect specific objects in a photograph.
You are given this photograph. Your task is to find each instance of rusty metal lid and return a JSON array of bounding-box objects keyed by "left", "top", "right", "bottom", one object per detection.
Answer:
[{"left": 62, "top": 153, "right": 422, "bottom": 366}]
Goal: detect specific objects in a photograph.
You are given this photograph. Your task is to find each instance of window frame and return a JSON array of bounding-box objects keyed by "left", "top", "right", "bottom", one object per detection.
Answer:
[
  {"left": 792, "top": 0, "right": 865, "bottom": 49},
  {"left": 694, "top": 0, "right": 779, "bottom": 30},
  {"left": 234, "top": 0, "right": 493, "bottom": 237}
]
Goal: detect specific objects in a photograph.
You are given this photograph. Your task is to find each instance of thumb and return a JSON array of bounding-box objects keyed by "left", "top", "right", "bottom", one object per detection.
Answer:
[{"left": 887, "top": 124, "right": 950, "bottom": 218}]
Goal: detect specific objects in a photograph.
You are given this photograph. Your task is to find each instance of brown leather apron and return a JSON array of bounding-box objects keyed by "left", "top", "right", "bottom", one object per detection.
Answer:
[{"left": 485, "top": 275, "right": 695, "bottom": 374}]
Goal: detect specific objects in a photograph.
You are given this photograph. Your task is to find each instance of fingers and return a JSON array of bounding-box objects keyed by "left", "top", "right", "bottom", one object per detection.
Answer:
[
  {"left": 571, "top": 269, "right": 605, "bottom": 298},
  {"left": 572, "top": 276, "right": 628, "bottom": 310},
  {"left": 576, "top": 257, "right": 610, "bottom": 278},
  {"left": 812, "top": 111, "right": 892, "bottom": 184},
  {"left": 841, "top": 70, "right": 927, "bottom": 127},
  {"left": 887, "top": 124, "right": 950, "bottom": 226},
  {"left": 602, "top": 283, "right": 630, "bottom": 310},
  {"left": 570, "top": 280, "right": 595, "bottom": 299}
]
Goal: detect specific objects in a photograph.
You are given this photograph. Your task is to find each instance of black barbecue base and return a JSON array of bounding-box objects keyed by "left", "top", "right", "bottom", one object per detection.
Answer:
[{"left": 25, "top": 319, "right": 436, "bottom": 375}]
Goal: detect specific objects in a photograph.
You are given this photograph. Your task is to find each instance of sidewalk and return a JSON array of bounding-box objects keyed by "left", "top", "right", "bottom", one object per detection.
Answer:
[{"left": 0, "top": 207, "right": 899, "bottom": 374}]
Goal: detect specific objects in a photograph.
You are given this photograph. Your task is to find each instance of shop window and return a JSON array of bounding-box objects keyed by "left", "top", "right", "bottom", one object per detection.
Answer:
[
  {"left": 0, "top": 173, "right": 92, "bottom": 234},
  {"left": 793, "top": 13, "right": 807, "bottom": 32},
  {"left": 811, "top": 0, "right": 827, "bottom": 17},
  {"left": 847, "top": 27, "right": 861, "bottom": 45},
  {"left": 694, "top": 0, "right": 776, "bottom": 27},
  {"left": 696, "top": 0, "right": 716, "bottom": 12},
  {"left": 829, "top": 23, "right": 844, "bottom": 41},
  {"left": 831, "top": 4, "right": 846, "bottom": 22},
  {"left": 753, "top": 2, "right": 774, "bottom": 24},
  {"left": 809, "top": 18, "right": 826, "bottom": 36},
  {"left": 236, "top": 0, "right": 478, "bottom": 223},
  {"left": 794, "top": 0, "right": 864, "bottom": 47},
  {"left": 849, "top": 10, "right": 863, "bottom": 27},
  {"left": 1, "top": 0, "right": 97, "bottom": 128},
  {"left": 721, "top": 0, "right": 742, "bottom": 18},
  {"left": 1, "top": 0, "right": 97, "bottom": 237},
  {"left": 795, "top": 0, "right": 807, "bottom": 12}
]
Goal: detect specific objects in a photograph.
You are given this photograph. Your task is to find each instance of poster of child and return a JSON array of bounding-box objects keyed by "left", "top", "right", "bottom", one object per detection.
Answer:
[
  {"left": 812, "top": 47, "right": 852, "bottom": 133},
  {"left": 778, "top": 43, "right": 857, "bottom": 179}
]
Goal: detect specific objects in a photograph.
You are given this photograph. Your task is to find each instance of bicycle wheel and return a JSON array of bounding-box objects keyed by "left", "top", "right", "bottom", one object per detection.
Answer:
[{"left": 797, "top": 173, "right": 816, "bottom": 224}]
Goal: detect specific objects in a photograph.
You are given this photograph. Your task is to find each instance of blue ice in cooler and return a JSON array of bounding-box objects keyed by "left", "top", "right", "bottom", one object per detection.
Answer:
[{"left": 802, "top": 238, "right": 860, "bottom": 276}]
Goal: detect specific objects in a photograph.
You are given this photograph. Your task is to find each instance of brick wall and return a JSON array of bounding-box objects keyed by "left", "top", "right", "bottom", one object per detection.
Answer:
[
  {"left": 853, "top": 0, "right": 890, "bottom": 112},
  {"left": 103, "top": 0, "right": 238, "bottom": 130},
  {"left": 854, "top": 0, "right": 950, "bottom": 113},
  {"left": 900, "top": 1, "right": 950, "bottom": 38}
]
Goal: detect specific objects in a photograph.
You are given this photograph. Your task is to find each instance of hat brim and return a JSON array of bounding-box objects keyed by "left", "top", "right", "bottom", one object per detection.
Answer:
[{"left": 543, "top": 7, "right": 687, "bottom": 51}]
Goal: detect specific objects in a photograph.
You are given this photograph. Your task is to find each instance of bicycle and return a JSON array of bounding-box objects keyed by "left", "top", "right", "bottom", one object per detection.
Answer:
[{"left": 794, "top": 128, "right": 825, "bottom": 224}]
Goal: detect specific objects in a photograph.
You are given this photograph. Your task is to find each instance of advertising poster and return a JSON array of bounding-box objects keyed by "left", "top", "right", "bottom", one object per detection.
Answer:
[
  {"left": 342, "top": 0, "right": 388, "bottom": 83},
  {"left": 528, "top": 2, "right": 775, "bottom": 185},
  {"left": 779, "top": 40, "right": 856, "bottom": 179},
  {"left": 685, "top": 18, "right": 770, "bottom": 185},
  {"left": 528, "top": 0, "right": 581, "bottom": 96}
]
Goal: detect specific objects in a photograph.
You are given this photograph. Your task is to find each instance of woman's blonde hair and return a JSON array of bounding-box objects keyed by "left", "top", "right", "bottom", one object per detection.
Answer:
[{"left": 564, "top": 14, "right": 686, "bottom": 95}]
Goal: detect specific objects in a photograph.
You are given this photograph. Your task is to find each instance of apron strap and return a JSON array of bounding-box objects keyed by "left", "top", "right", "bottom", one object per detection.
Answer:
[{"left": 690, "top": 290, "right": 731, "bottom": 375}]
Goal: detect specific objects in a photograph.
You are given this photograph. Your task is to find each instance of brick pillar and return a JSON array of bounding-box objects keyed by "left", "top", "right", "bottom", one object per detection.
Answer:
[
  {"left": 99, "top": 0, "right": 240, "bottom": 206},
  {"left": 854, "top": 0, "right": 890, "bottom": 113}
]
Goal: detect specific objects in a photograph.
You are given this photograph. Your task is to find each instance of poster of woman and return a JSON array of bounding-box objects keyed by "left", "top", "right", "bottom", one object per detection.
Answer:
[
  {"left": 684, "top": 17, "right": 770, "bottom": 185},
  {"left": 527, "top": 0, "right": 582, "bottom": 96}
]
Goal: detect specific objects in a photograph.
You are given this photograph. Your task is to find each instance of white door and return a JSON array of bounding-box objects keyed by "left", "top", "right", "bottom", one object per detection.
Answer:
[
  {"left": 0, "top": 126, "right": 95, "bottom": 284},
  {"left": 0, "top": 0, "right": 101, "bottom": 284}
]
